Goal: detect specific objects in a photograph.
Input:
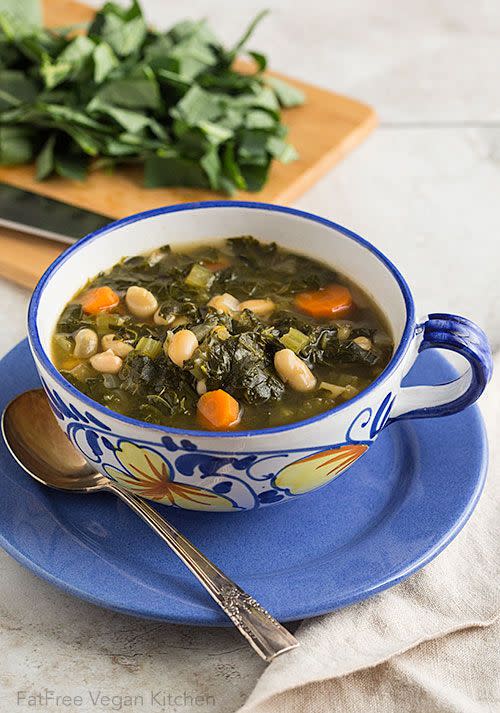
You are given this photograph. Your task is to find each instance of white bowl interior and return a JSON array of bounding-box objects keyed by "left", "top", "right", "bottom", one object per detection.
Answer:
[{"left": 34, "top": 206, "right": 408, "bottom": 355}]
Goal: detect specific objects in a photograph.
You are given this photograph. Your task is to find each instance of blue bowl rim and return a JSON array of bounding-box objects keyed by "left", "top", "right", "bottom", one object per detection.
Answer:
[{"left": 28, "top": 200, "right": 416, "bottom": 439}]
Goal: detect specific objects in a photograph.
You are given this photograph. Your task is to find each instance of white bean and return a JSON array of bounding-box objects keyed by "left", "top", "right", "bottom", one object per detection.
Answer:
[
  {"left": 207, "top": 293, "right": 240, "bottom": 314},
  {"left": 274, "top": 349, "right": 317, "bottom": 392},
  {"left": 353, "top": 336, "right": 372, "bottom": 351},
  {"left": 126, "top": 285, "right": 158, "bottom": 319},
  {"left": 239, "top": 298, "right": 275, "bottom": 317},
  {"left": 101, "top": 333, "right": 133, "bottom": 358},
  {"left": 153, "top": 307, "right": 174, "bottom": 326},
  {"left": 90, "top": 349, "right": 123, "bottom": 374},
  {"left": 167, "top": 329, "right": 199, "bottom": 368},
  {"left": 196, "top": 379, "right": 207, "bottom": 395},
  {"left": 73, "top": 328, "right": 98, "bottom": 359}
]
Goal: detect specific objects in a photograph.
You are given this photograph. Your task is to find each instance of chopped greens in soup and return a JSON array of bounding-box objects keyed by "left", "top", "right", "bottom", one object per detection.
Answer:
[{"left": 52, "top": 237, "right": 393, "bottom": 430}]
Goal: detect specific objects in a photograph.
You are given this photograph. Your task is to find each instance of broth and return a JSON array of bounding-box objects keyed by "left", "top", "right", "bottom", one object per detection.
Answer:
[{"left": 52, "top": 237, "right": 393, "bottom": 430}]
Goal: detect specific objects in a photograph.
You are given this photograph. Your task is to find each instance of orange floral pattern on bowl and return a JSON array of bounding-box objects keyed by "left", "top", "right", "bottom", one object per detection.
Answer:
[
  {"left": 104, "top": 442, "right": 236, "bottom": 511},
  {"left": 275, "top": 443, "right": 369, "bottom": 495}
]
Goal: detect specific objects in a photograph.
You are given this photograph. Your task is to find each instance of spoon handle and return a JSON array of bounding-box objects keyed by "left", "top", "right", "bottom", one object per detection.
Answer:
[{"left": 109, "top": 483, "right": 299, "bottom": 662}]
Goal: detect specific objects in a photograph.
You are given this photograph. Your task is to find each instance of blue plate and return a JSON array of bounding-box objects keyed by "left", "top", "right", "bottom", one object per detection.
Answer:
[{"left": 0, "top": 340, "right": 488, "bottom": 625}]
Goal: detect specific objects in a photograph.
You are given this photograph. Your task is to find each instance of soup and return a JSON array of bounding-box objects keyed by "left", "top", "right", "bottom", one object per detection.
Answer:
[{"left": 52, "top": 237, "right": 393, "bottom": 430}]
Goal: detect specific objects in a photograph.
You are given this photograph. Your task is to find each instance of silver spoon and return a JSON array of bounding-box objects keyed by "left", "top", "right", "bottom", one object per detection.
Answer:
[{"left": 1, "top": 389, "right": 299, "bottom": 662}]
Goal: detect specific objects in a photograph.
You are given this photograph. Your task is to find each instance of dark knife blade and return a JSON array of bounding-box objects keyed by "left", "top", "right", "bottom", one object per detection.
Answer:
[{"left": 0, "top": 182, "right": 112, "bottom": 244}]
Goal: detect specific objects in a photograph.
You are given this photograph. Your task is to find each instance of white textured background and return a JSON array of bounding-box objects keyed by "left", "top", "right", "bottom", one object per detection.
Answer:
[{"left": 0, "top": 1, "right": 499, "bottom": 711}]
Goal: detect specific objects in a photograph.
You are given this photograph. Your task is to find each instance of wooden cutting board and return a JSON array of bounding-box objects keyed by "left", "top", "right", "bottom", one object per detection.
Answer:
[{"left": 0, "top": 0, "right": 377, "bottom": 289}]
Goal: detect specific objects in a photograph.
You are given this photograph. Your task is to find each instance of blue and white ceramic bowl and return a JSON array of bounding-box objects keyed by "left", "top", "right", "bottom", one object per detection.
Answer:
[{"left": 27, "top": 202, "right": 493, "bottom": 512}]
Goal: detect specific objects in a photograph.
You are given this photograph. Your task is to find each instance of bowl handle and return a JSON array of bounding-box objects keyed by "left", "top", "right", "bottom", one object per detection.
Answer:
[{"left": 389, "top": 313, "right": 493, "bottom": 421}]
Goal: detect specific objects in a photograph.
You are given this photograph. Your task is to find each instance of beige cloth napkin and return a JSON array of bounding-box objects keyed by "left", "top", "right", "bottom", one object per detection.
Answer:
[{"left": 239, "top": 355, "right": 500, "bottom": 713}]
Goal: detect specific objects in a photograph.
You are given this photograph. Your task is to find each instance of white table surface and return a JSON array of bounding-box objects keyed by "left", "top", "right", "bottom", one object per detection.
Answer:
[{"left": 1, "top": 1, "right": 498, "bottom": 710}]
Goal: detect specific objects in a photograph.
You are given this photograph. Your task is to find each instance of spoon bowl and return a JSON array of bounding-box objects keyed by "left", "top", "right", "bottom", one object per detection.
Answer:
[
  {"left": 1, "top": 389, "right": 298, "bottom": 662},
  {"left": 2, "top": 389, "right": 106, "bottom": 492}
]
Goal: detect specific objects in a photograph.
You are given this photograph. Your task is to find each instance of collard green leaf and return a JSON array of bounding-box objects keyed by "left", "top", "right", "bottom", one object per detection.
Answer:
[
  {"left": 93, "top": 41, "right": 118, "bottom": 83},
  {"left": 200, "top": 147, "right": 221, "bottom": 190},
  {"left": 96, "top": 74, "right": 161, "bottom": 110},
  {"left": 265, "top": 76, "right": 305, "bottom": 107},
  {"left": 55, "top": 152, "right": 89, "bottom": 181},
  {"left": 144, "top": 153, "right": 209, "bottom": 189},
  {"left": 0, "top": 69, "right": 37, "bottom": 109},
  {"left": 267, "top": 135, "right": 298, "bottom": 163},
  {"left": 35, "top": 132, "right": 55, "bottom": 179},
  {"left": 90, "top": 4, "right": 146, "bottom": 58},
  {"left": 248, "top": 51, "right": 267, "bottom": 72},
  {"left": 0, "top": 0, "right": 41, "bottom": 32},
  {"left": 173, "top": 84, "right": 221, "bottom": 124},
  {"left": 0, "top": 125, "right": 33, "bottom": 164},
  {"left": 239, "top": 162, "right": 270, "bottom": 192},
  {"left": 227, "top": 10, "right": 269, "bottom": 60},
  {"left": 223, "top": 142, "right": 246, "bottom": 190}
]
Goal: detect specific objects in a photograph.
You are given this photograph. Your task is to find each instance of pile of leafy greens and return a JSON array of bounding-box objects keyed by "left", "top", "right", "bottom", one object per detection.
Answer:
[{"left": 0, "top": 0, "right": 304, "bottom": 192}]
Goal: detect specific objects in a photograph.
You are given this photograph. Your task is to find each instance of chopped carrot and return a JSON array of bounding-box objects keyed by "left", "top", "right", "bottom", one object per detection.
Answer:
[
  {"left": 294, "top": 284, "right": 353, "bottom": 319},
  {"left": 80, "top": 286, "right": 120, "bottom": 315},
  {"left": 202, "top": 257, "right": 231, "bottom": 272},
  {"left": 197, "top": 389, "right": 240, "bottom": 430}
]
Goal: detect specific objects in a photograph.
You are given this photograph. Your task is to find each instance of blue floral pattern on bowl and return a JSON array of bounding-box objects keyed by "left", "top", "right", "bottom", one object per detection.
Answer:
[{"left": 40, "top": 379, "right": 394, "bottom": 510}]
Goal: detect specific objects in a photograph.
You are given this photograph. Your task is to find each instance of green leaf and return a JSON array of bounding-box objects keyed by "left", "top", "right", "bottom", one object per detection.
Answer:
[
  {"left": 91, "top": 8, "right": 147, "bottom": 58},
  {"left": 200, "top": 147, "right": 221, "bottom": 190},
  {"left": 58, "top": 34, "right": 95, "bottom": 65},
  {"left": 35, "top": 133, "right": 56, "bottom": 180},
  {"left": 223, "top": 142, "right": 246, "bottom": 190},
  {"left": 0, "top": 69, "right": 37, "bottom": 109},
  {"left": 40, "top": 58, "right": 72, "bottom": 90},
  {"left": 267, "top": 135, "right": 298, "bottom": 163},
  {"left": 173, "top": 84, "right": 221, "bottom": 124},
  {"left": 41, "top": 104, "right": 109, "bottom": 131},
  {"left": 198, "top": 120, "right": 233, "bottom": 145},
  {"left": 0, "top": 125, "right": 34, "bottom": 164},
  {"left": 88, "top": 96, "right": 152, "bottom": 134},
  {"left": 230, "top": 86, "right": 280, "bottom": 114},
  {"left": 266, "top": 76, "right": 305, "bottom": 107},
  {"left": 55, "top": 152, "right": 89, "bottom": 181},
  {"left": 65, "top": 125, "right": 102, "bottom": 156},
  {"left": 228, "top": 10, "right": 269, "bottom": 59},
  {"left": 144, "top": 153, "right": 209, "bottom": 189},
  {"left": 244, "top": 109, "right": 276, "bottom": 129},
  {"left": 40, "top": 35, "right": 95, "bottom": 89},
  {"left": 239, "top": 161, "right": 270, "bottom": 192},
  {"left": 156, "top": 68, "right": 191, "bottom": 93},
  {"left": 96, "top": 75, "right": 161, "bottom": 110},
  {"left": 238, "top": 130, "right": 270, "bottom": 165},
  {"left": 0, "top": 0, "right": 42, "bottom": 31},
  {"left": 167, "top": 36, "right": 217, "bottom": 80},
  {"left": 248, "top": 51, "right": 267, "bottom": 72},
  {"left": 93, "top": 42, "right": 118, "bottom": 83}
]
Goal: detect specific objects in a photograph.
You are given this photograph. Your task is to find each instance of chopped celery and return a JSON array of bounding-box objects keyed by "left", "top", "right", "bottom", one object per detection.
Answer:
[
  {"left": 341, "top": 384, "right": 359, "bottom": 400},
  {"left": 337, "top": 373, "right": 360, "bottom": 387},
  {"left": 68, "top": 362, "right": 94, "bottom": 382},
  {"left": 279, "top": 327, "right": 309, "bottom": 353},
  {"left": 95, "top": 312, "right": 123, "bottom": 335},
  {"left": 136, "top": 336, "right": 162, "bottom": 359},
  {"left": 53, "top": 334, "right": 73, "bottom": 354},
  {"left": 185, "top": 263, "right": 214, "bottom": 289},
  {"left": 103, "top": 373, "right": 120, "bottom": 389},
  {"left": 319, "top": 382, "right": 346, "bottom": 398}
]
